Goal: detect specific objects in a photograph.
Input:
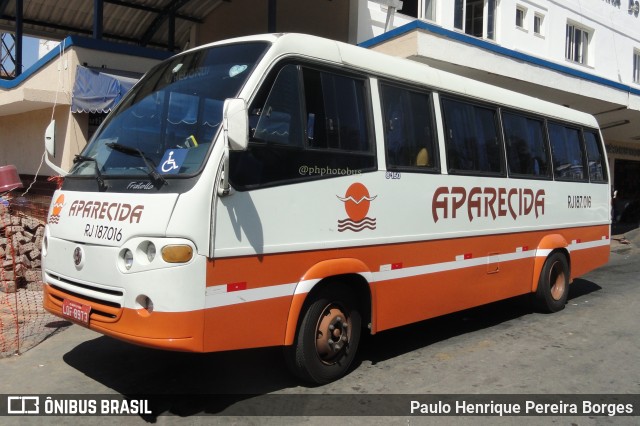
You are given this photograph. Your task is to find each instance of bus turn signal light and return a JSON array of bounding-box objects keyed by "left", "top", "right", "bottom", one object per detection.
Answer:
[{"left": 161, "top": 245, "right": 193, "bottom": 263}]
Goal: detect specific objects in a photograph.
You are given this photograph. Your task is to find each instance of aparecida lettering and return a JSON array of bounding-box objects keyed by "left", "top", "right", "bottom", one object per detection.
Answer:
[
  {"left": 432, "top": 186, "right": 545, "bottom": 222},
  {"left": 68, "top": 200, "right": 144, "bottom": 223}
]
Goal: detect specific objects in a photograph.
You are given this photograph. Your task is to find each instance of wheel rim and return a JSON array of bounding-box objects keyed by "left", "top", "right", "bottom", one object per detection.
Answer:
[
  {"left": 548, "top": 260, "right": 566, "bottom": 301},
  {"left": 314, "top": 303, "right": 351, "bottom": 365}
]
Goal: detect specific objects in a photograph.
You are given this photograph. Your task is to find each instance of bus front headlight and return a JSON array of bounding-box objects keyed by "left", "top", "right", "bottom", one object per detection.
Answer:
[
  {"left": 145, "top": 243, "right": 156, "bottom": 263},
  {"left": 137, "top": 241, "right": 156, "bottom": 264}
]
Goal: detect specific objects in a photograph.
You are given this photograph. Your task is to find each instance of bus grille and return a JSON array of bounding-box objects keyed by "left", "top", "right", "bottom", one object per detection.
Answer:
[{"left": 45, "top": 272, "right": 124, "bottom": 322}]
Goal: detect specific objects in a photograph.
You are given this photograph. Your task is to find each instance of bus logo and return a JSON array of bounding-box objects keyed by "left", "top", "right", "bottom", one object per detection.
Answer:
[
  {"left": 73, "top": 247, "right": 83, "bottom": 268},
  {"left": 337, "top": 183, "right": 377, "bottom": 232},
  {"left": 49, "top": 194, "right": 65, "bottom": 224}
]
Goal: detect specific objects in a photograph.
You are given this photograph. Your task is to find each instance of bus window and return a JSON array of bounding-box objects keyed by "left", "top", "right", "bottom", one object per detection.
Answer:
[
  {"left": 441, "top": 97, "right": 503, "bottom": 175},
  {"left": 74, "top": 41, "right": 267, "bottom": 178},
  {"left": 583, "top": 130, "right": 607, "bottom": 182},
  {"left": 380, "top": 83, "right": 438, "bottom": 171},
  {"left": 304, "top": 69, "right": 370, "bottom": 152},
  {"left": 502, "top": 111, "right": 550, "bottom": 178},
  {"left": 231, "top": 64, "right": 376, "bottom": 188},
  {"left": 252, "top": 65, "right": 304, "bottom": 146},
  {"left": 548, "top": 122, "right": 587, "bottom": 181}
]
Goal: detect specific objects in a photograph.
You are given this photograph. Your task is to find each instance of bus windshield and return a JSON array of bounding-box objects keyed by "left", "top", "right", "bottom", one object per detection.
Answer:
[{"left": 70, "top": 42, "right": 268, "bottom": 178}]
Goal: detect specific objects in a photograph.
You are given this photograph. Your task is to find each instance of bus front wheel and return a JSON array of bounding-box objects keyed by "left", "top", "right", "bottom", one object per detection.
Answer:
[
  {"left": 286, "top": 287, "right": 361, "bottom": 385},
  {"left": 535, "top": 251, "right": 570, "bottom": 313}
]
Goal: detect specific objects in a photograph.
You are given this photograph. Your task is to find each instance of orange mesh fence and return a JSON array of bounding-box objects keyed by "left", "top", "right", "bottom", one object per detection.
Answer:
[{"left": 1, "top": 193, "right": 69, "bottom": 357}]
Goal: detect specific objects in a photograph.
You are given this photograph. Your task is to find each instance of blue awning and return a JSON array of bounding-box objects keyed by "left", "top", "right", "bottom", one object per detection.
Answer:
[{"left": 71, "top": 65, "right": 140, "bottom": 113}]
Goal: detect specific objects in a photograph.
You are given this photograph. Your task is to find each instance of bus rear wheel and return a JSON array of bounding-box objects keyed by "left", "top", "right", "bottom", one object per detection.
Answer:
[
  {"left": 286, "top": 287, "right": 361, "bottom": 385},
  {"left": 535, "top": 251, "right": 570, "bottom": 313}
]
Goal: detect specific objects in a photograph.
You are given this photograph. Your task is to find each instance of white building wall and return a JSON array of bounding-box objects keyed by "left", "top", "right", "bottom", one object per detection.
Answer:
[
  {"left": 359, "top": 0, "right": 640, "bottom": 89},
  {"left": 500, "top": 0, "right": 550, "bottom": 55},
  {"left": 357, "top": 0, "right": 640, "bottom": 213}
]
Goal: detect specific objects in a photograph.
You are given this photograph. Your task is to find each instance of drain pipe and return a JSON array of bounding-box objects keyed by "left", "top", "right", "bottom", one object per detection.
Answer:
[{"left": 380, "top": 0, "right": 404, "bottom": 32}]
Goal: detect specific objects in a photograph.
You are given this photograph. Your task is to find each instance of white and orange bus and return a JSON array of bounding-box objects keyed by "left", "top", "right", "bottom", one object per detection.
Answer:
[{"left": 42, "top": 33, "right": 610, "bottom": 384}]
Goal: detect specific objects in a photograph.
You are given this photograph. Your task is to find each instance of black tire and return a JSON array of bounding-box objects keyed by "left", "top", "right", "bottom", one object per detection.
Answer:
[
  {"left": 285, "top": 287, "right": 361, "bottom": 385},
  {"left": 534, "top": 251, "right": 570, "bottom": 313}
]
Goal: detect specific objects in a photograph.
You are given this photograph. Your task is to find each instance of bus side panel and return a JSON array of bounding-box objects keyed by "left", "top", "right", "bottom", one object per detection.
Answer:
[
  {"left": 372, "top": 232, "right": 536, "bottom": 332},
  {"left": 566, "top": 223, "right": 611, "bottom": 279},
  {"left": 203, "top": 296, "right": 293, "bottom": 352},
  {"left": 570, "top": 244, "right": 610, "bottom": 280},
  {"left": 373, "top": 224, "right": 609, "bottom": 332},
  {"left": 202, "top": 225, "right": 608, "bottom": 351},
  {"left": 373, "top": 261, "right": 534, "bottom": 332},
  {"left": 202, "top": 252, "right": 332, "bottom": 352}
]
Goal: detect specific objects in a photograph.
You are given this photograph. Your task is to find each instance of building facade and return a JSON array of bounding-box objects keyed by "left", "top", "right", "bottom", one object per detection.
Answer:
[
  {"left": 356, "top": 0, "right": 640, "bottom": 220},
  {"left": 0, "top": 38, "right": 166, "bottom": 182}
]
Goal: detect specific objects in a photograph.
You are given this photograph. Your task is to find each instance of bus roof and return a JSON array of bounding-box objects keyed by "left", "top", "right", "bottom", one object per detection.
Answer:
[{"left": 197, "top": 33, "right": 599, "bottom": 129}]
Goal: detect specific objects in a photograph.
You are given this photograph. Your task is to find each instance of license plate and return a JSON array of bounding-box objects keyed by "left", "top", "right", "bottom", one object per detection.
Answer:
[{"left": 61, "top": 299, "right": 91, "bottom": 326}]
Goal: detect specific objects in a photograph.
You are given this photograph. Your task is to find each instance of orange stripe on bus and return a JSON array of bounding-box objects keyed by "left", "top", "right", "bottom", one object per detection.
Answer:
[
  {"left": 45, "top": 224, "right": 610, "bottom": 353},
  {"left": 206, "top": 225, "right": 609, "bottom": 289}
]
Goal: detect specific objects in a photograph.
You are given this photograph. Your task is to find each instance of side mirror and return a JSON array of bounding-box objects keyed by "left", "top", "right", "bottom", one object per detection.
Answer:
[
  {"left": 218, "top": 98, "right": 248, "bottom": 197},
  {"left": 44, "top": 120, "right": 67, "bottom": 176},
  {"left": 223, "top": 98, "right": 248, "bottom": 151}
]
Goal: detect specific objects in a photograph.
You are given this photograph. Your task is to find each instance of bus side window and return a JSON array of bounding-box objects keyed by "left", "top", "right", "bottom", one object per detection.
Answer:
[
  {"left": 548, "top": 122, "right": 587, "bottom": 181},
  {"left": 583, "top": 130, "right": 607, "bottom": 182},
  {"left": 252, "top": 65, "right": 304, "bottom": 147},
  {"left": 380, "top": 83, "right": 438, "bottom": 171},
  {"left": 441, "top": 97, "right": 503, "bottom": 175},
  {"left": 230, "top": 64, "right": 304, "bottom": 187},
  {"left": 230, "top": 64, "right": 376, "bottom": 189},
  {"left": 502, "top": 111, "right": 550, "bottom": 178},
  {"left": 304, "top": 69, "right": 371, "bottom": 153}
]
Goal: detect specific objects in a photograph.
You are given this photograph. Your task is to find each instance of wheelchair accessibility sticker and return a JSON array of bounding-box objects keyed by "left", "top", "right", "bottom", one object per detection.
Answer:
[{"left": 158, "top": 149, "right": 188, "bottom": 174}]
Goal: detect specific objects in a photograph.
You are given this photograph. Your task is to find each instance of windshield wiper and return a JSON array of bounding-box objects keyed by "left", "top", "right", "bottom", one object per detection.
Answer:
[
  {"left": 105, "top": 142, "right": 167, "bottom": 186},
  {"left": 73, "top": 154, "right": 108, "bottom": 191}
]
